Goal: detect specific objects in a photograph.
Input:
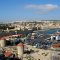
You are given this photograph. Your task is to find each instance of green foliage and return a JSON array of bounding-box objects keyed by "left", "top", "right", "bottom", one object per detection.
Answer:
[{"left": 0, "top": 24, "right": 15, "bottom": 30}]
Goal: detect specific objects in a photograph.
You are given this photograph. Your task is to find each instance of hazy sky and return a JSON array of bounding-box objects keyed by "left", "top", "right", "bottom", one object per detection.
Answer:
[{"left": 0, "top": 0, "right": 60, "bottom": 22}]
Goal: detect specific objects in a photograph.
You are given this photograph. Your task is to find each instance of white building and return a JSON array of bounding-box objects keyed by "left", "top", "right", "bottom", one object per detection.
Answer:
[
  {"left": 0, "top": 39, "right": 6, "bottom": 47},
  {"left": 17, "top": 43, "right": 24, "bottom": 59},
  {"left": 51, "top": 32, "right": 60, "bottom": 41}
]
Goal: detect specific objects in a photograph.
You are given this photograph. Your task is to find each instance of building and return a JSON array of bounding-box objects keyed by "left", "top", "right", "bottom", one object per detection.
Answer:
[
  {"left": 51, "top": 43, "right": 60, "bottom": 60},
  {"left": 0, "top": 38, "right": 6, "bottom": 47},
  {"left": 51, "top": 32, "right": 60, "bottom": 41},
  {"left": 17, "top": 43, "right": 24, "bottom": 59}
]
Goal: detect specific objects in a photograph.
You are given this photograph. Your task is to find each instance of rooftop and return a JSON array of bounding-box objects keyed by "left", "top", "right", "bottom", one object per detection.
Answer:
[
  {"left": 17, "top": 43, "right": 24, "bottom": 47},
  {"left": 52, "top": 43, "right": 60, "bottom": 48},
  {"left": 4, "top": 51, "right": 12, "bottom": 57},
  {"left": 53, "top": 32, "right": 60, "bottom": 36}
]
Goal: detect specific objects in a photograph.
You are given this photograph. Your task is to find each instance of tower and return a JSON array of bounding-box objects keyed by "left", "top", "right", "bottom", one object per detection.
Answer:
[{"left": 17, "top": 43, "right": 24, "bottom": 59}]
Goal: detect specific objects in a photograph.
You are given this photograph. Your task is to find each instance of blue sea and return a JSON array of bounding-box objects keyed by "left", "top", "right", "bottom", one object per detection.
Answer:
[{"left": 37, "top": 28, "right": 60, "bottom": 35}]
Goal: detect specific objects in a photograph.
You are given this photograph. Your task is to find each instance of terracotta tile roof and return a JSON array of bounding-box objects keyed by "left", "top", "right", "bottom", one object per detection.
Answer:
[
  {"left": 53, "top": 32, "right": 60, "bottom": 36},
  {"left": 0, "top": 34, "right": 23, "bottom": 40},
  {"left": 17, "top": 43, "right": 24, "bottom": 47},
  {"left": 4, "top": 52, "right": 12, "bottom": 57},
  {"left": 52, "top": 43, "right": 60, "bottom": 48},
  {"left": 12, "top": 34, "right": 23, "bottom": 36}
]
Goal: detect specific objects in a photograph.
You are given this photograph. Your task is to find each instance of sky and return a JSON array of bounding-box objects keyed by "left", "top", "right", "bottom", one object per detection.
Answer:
[{"left": 0, "top": 0, "right": 60, "bottom": 22}]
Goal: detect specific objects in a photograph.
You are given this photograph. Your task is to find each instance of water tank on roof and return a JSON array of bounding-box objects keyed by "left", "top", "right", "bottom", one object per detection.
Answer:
[{"left": 32, "top": 33, "right": 36, "bottom": 35}]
